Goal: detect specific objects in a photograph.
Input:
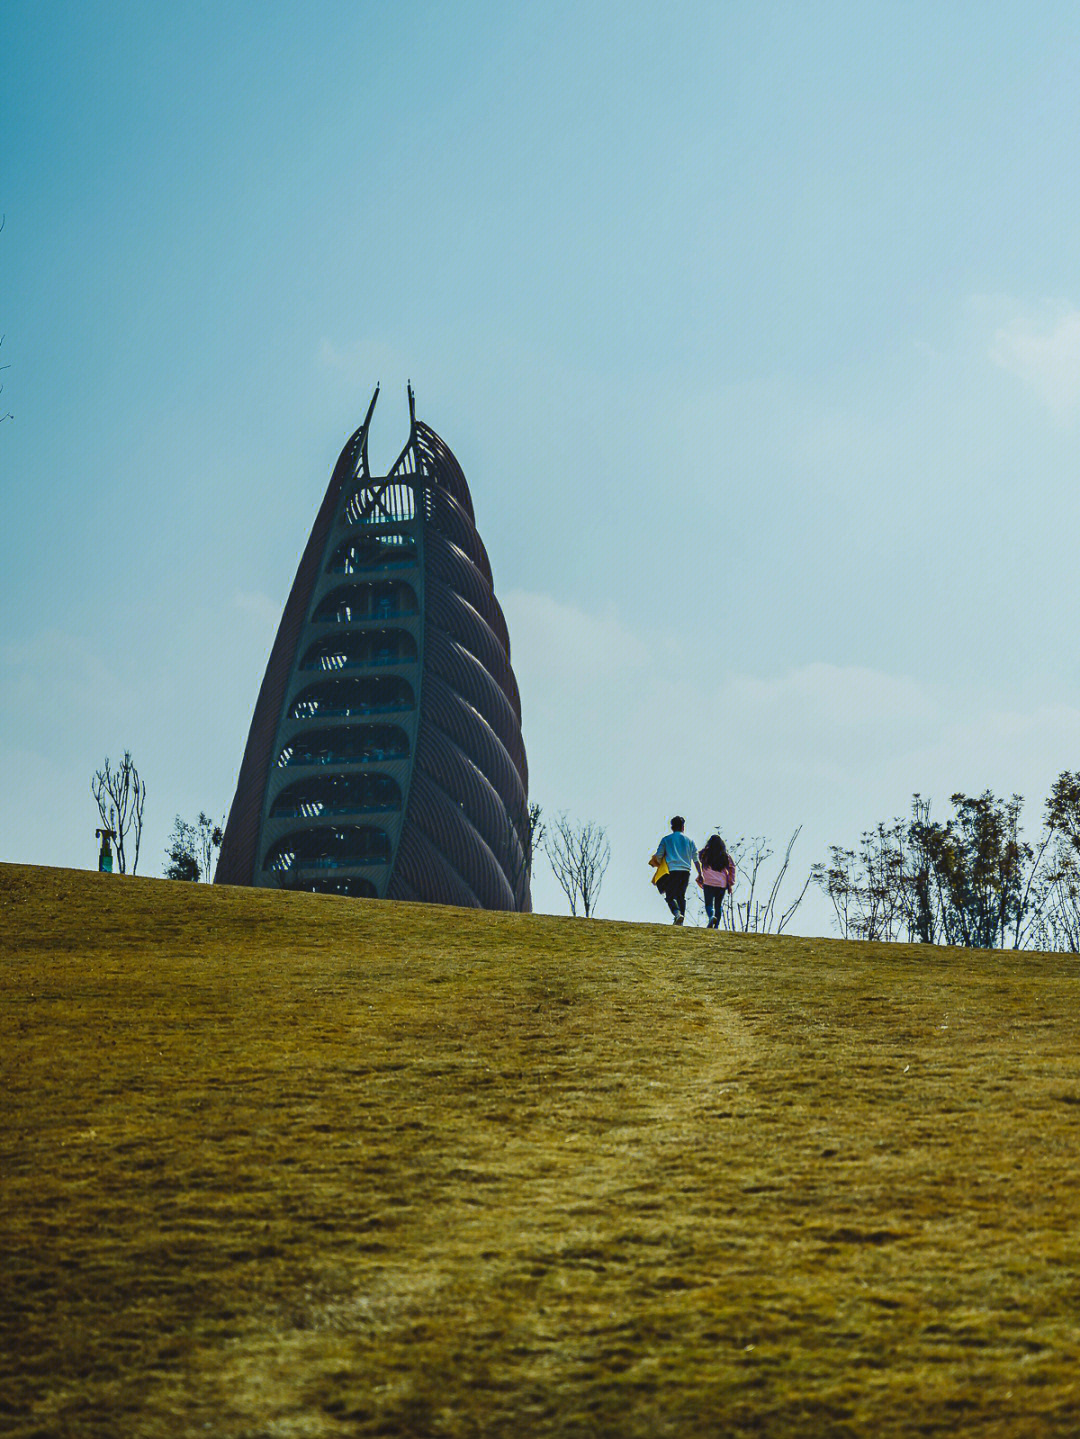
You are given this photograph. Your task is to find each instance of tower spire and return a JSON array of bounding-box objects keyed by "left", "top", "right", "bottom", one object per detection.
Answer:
[{"left": 359, "top": 384, "right": 380, "bottom": 479}]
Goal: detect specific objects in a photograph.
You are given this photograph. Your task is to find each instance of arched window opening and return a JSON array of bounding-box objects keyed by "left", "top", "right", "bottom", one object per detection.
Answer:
[
  {"left": 276, "top": 725, "right": 409, "bottom": 768},
  {"left": 270, "top": 773, "right": 401, "bottom": 819},
  {"left": 300, "top": 630, "right": 417, "bottom": 671},
  {"left": 264, "top": 826, "right": 392, "bottom": 872},
  {"left": 290, "top": 676, "right": 415, "bottom": 720},
  {"left": 313, "top": 582, "right": 418, "bottom": 625}
]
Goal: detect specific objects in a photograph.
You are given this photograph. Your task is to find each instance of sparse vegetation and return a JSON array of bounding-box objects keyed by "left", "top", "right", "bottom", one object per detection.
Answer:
[
  {"left": 91, "top": 750, "right": 146, "bottom": 874},
  {"left": 720, "top": 827, "right": 812, "bottom": 934},
  {"left": 164, "top": 811, "right": 223, "bottom": 882},
  {"left": 4, "top": 862, "right": 1080, "bottom": 1437},
  {"left": 815, "top": 779, "right": 1080, "bottom": 949},
  {"left": 541, "top": 812, "right": 610, "bottom": 917}
]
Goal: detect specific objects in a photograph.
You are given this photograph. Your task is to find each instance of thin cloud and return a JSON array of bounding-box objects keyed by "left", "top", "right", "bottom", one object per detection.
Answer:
[
  {"left": 502, "top": 590, "right": 652, "bottom": 683},
  {"left": 727, "top": 663, "right": 938, "bottom": 733},
  {"left": 988, "top": 303, "right": 1080, "bottom": 416}
]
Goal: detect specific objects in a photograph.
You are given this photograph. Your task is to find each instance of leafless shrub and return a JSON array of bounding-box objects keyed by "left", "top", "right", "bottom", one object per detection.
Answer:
[
  {"left": 542, "top": 813, "right": 610, "bottom": 918},
  {"left": 91, "top": 752, "right": 146, "bottom": 875},
  {"left": 724, "top": 827, "right": 810, "bottom": 934}
]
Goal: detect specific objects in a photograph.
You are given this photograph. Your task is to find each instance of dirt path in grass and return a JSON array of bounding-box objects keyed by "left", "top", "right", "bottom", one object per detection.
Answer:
[{"left": 204, "top": 947, "right": 764, "bottom": 1429}]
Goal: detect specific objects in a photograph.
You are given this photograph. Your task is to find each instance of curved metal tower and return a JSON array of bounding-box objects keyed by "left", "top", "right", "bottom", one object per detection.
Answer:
[{"left": 215, "top": 388, "right": 531, "bottom": 911}]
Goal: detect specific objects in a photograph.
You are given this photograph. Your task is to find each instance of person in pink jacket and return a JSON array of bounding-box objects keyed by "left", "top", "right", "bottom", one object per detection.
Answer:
[{"left": 697, "top": 834, "right": 736, "bottom": 929}]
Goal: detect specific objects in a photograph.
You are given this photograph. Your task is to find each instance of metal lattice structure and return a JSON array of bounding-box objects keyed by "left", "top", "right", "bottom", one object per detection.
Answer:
[{"left": 215, "top": 388, "right": 531, "bottom": 911}]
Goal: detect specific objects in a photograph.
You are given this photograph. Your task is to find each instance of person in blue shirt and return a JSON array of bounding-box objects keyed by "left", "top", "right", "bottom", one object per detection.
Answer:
[{"left": 650, "top": 816, "right": 703, "bottom": 925}]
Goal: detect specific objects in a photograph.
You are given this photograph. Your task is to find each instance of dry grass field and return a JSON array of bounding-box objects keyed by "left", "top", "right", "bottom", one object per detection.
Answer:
[{"left": 3, "top": 862, "right": 1080, "bottom": 1438}]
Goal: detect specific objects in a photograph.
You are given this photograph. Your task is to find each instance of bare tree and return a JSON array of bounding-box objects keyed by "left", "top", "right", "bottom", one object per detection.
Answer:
[
  {"left": 91, "top": 752, "right": 146, "bottom": 874},
  {"left": 1023, "top": 858, "right": 1076, "bottom": 952},
  {"left": 542, "top": 813, "right": 610, "bottom": 917},
  {"left": 724, "top": 828, "right": 811, "bottom": 934}
]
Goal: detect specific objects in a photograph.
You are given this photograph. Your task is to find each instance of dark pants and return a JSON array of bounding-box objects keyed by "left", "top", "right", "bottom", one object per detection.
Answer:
[
  {"left": 658, "top": 869, "right": 690, "bottom": 917},
  {"left": 702, "top": 884, "right": 727, "bottom": 927}
]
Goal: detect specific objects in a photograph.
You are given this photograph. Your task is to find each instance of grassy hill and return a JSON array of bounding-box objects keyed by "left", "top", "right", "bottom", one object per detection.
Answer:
[{"left": 3, "top": 862, "right": 1080, "bottom": 1438}]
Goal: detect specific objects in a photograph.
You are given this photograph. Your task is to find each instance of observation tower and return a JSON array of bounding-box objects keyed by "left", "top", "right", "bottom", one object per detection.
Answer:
[{"left": 215, "top": 388, "right": 531, "bottom": 911}]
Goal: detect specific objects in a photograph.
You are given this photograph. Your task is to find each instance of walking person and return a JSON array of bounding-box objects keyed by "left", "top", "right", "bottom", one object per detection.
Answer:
[
  {"left": 697, "top": 834, "right": 736, "bottom": 929},
  {"left": 650, "top": 816, "right": 702, "bottom": 925}
]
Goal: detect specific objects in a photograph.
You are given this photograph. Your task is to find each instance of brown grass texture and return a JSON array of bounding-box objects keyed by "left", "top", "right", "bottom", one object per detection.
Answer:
[{"left": 3, "top": 862, "right": 1080, "bottom": 1437}]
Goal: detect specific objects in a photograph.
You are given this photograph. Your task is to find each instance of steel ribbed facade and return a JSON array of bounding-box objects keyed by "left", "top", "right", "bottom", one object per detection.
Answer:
[{"left": 214, "top": 388, "right": 531, "bottom": 911}]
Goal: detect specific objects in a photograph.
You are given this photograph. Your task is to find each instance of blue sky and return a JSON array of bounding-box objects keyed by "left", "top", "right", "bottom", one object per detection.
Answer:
[{"left": 3, "top": 1, "right": 1079, "bottom": 928}]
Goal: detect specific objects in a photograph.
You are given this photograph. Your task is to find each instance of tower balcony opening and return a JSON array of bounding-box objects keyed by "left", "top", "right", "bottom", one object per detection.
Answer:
[
  {"left": 270, "top": 773, "right": 402, "bottom": 819},
  {"left": 300, "top": 630, "right": 417, "bottom": 672},
  {"left": 275, "top": 725, "right": 409, "bottom": 768},
  {"left": 313, "top": 581, "right": 418, "bottom": 625},
  {"left": 264, "top": 825, "right": 392, "bottom": 873},
  {"left": 330, "top": 534, "right": 417, "bottom": 574},
  {"left": 289, "top": 675, "right": 415, "bottom": 719},
  {"left": 289, "top": 877, "right": 379, "bottom": 898}
]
